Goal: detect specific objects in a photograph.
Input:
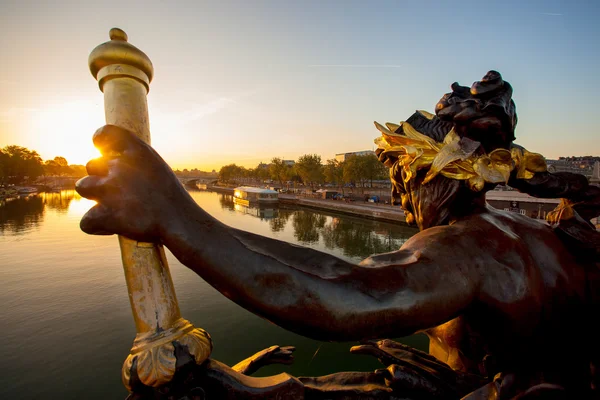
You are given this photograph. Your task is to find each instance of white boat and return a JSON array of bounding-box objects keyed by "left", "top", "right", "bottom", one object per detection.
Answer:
[{"left": 233, "top": 186, "right": 278, "bottom": 207}]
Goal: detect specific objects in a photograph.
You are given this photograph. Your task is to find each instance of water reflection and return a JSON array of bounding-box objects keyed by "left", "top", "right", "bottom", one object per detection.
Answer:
[
  {"left": 320, "top": 217, "right": 412, "bottom": 259},
  {"left": 269, "top": 208, "right": 292, "bottom": 232},
  {"left": 218, "top": 193, "right": 235, "bottom": 211},
  {"left": 216, "top": 192, "right": 417, "bottom": 258},
  {"left": 42, "top": 190, "right": 79, "bottom": 213},
  {"left": 292, "top": 210, "right": 327, "bottom": 243},
  {"left": 0, "top": 195, "right": 44, "bottom": 234},
  {"left": 0, "top": 191, "right": 81, "bottom": 235},
  {"left": 233, "top": 203, "right": 279, "bottom": 220}
]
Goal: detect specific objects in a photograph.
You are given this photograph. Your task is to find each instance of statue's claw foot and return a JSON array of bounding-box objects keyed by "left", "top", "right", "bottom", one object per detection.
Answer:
[
  {"left": 127, "top": 358, "right": 303, "bottom": 400},
  {"left": 350, "top": 339, "right": 451, "bottom": 369},
  {"left": 350, "top": 339, "right": 487, "bottom": 398},
  {"left": 232, "top": 345, "right": 296, "bottom": 376}
]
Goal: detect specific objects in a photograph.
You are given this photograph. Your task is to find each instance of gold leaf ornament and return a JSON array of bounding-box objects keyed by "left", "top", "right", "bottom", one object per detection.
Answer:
[
  {"left": 125, "top": 341, "right": 176, "bottom": 388},
  {"left": 122, "top": 319, "right": 213, "bottom": 391},
  {"left": 374, "top": 119, "right": 546, "bottom": 192},
  {"left": 511, "top": 147, "right": 547, "bottom": 179},
  {"left": 472, "top": 149, "right": 513, "bottom": 184}
]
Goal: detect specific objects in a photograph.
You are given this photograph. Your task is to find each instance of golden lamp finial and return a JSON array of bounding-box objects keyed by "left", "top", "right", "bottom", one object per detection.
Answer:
[
  {"left": 88, "top": 28, "right": 212, "bottom": 392},
  {"left": 88, "top": 28, "right": 154, "bottom": 93},
  {"left": 109, "top": 27, "right": 128, "bottom": 41}
]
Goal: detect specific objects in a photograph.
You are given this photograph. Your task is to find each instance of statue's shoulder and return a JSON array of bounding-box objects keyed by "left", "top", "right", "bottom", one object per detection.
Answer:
[
  {"left": 398, "top": 222, "right": 485, "bottom": 258},
  {"left": 406, "top": 211, "right": 543, "bottom": 254}
]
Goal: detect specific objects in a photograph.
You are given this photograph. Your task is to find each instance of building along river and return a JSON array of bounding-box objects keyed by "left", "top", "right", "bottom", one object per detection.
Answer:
[{"left": 0, "top": 189, "right": 422, "bottom": 399}]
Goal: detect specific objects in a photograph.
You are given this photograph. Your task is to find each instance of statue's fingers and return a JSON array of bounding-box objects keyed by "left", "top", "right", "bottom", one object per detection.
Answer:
[
  {"left": 75, "top": 175, "right": 107, "bottom": 200},
  {"left": 86, "top": 157, "right": 109, "bottom": 176},
  {"left": 93, "top": 124, "right": 143, "bottom": 156},
  {"left": 80, "top": 204, "right": 117, "bottom": 235}
]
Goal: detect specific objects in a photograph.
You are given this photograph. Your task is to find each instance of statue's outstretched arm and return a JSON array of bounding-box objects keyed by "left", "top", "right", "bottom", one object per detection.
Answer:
[{"left": 76, "top": 125, "right": 479, "bottom": 341}]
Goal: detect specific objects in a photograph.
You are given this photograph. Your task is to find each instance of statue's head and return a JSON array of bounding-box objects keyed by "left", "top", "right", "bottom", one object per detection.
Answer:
[
  {"left": 436, "top": 70, "right": 517, "bottom": 153},
  {"left": 376, "top": 71, "right": 541, "bottom": 230}
]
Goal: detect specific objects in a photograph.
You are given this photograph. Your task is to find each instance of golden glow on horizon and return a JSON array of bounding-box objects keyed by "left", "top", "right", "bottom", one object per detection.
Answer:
[
  {"left": 15, "top": 99, "right": 104, "bottom": 165},
  {"left": 0, "top": 96, "right": 273, "bottom": 172},
  {"left": 4, "top": 93, "right": 592, "bottom": 175}
]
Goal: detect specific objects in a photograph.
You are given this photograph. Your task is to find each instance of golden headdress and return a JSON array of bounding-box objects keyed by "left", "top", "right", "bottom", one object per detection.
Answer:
[{"left": 374, "top": 111, "right": 547, "bottom": 192}]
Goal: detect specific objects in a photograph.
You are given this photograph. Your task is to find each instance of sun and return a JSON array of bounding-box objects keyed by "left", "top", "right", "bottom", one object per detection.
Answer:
[{"left": 28, "top": 99, "right": 104, "bottom": 165}]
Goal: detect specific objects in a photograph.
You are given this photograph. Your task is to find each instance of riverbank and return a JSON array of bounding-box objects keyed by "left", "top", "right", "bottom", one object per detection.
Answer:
[
  {"left": 201, "top": 185, "right": 407, "bottom": 224},
  {"left": 279, "top": 194, "right": 406, "bottom": 224}
]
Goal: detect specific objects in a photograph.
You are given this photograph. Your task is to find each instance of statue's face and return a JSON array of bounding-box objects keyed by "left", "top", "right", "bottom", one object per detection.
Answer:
[
  {"left": 389, "top": 163, "right": 417, "bottom": 226},
  {"left": 392, "top": 168, "right": 460, "bottom": 231}
]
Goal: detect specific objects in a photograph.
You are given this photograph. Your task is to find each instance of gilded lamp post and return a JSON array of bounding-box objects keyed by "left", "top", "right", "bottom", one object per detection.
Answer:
[{"left": 88, "top": 28, "right": 212, "bottom": 391}]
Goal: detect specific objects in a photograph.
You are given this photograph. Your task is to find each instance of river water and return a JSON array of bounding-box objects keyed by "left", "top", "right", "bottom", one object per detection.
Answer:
[{"left": 0, "top": 190, "right": 423, "bottom": 399}]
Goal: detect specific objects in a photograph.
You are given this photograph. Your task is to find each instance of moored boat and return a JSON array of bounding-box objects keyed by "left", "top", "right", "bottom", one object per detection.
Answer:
[{"left": 233, "top": 186, "right": 278, "bottom": 207}]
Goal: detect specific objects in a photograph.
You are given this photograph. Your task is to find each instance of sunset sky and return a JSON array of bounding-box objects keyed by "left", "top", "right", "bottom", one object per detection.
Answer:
[{"left": 1, "top": 0, "right": 599, "bottom": 171}]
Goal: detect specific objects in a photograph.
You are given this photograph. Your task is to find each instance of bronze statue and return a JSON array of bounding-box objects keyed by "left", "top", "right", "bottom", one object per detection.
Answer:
[{"left": 77, "top": 69, "right": 600, "bottom": 399}]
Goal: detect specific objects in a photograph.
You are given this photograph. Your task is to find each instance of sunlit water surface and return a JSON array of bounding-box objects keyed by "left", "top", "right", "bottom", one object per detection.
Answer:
[{"left": 0, "top": 190, "right": 422, "bottom": 399}]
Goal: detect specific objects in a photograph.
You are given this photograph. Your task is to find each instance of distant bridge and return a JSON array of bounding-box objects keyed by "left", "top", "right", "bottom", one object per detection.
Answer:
[{"left": 178, "top": 176, "right": 218, "bottom": 188}]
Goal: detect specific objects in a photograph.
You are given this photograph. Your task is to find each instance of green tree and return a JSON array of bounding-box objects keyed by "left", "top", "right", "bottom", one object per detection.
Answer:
[
  {"left": 295, "top": 154, "right": 324, "bottom": 189},
  {"left": 255, "top": 163, "right": 270, "bottom": 182},
  {"left": 343, "top": 155, "right": 361, "bottom": 188},
  {"left": 361, "top": 154, "right": 387, "bottom": 187},
  {"left": 324, "top": 159, "right": 345, "bottom": 190},
  {"left": 219, "top": 163, "right": 246, "bottom": 184},
  {"left": 342, "top": 154, "right": 385, "bottom": 191},
  {"left": 269, "top": 157, "right": 290, "bottom": 187}
]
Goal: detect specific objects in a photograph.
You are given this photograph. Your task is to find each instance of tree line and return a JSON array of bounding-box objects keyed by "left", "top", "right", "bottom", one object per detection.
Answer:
[
  {"left": 218, "top": 153, "right": 388, "bottom": 192},
  {"left": 0, "top": 145, "right": 87, "bottom": 185},
  {"left": 0, "top": 144, "right": 388, "bottom": 191}
]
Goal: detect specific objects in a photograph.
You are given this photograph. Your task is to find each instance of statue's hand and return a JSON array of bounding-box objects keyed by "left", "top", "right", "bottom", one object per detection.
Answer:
[{"left": 76, "top": 125, "right": 193, "bottom": 242}]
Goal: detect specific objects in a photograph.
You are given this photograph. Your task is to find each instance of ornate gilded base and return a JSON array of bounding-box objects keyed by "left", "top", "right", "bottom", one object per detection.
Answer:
[{"left": 122, "top": 318, "right": 212, "bottom": 391}]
